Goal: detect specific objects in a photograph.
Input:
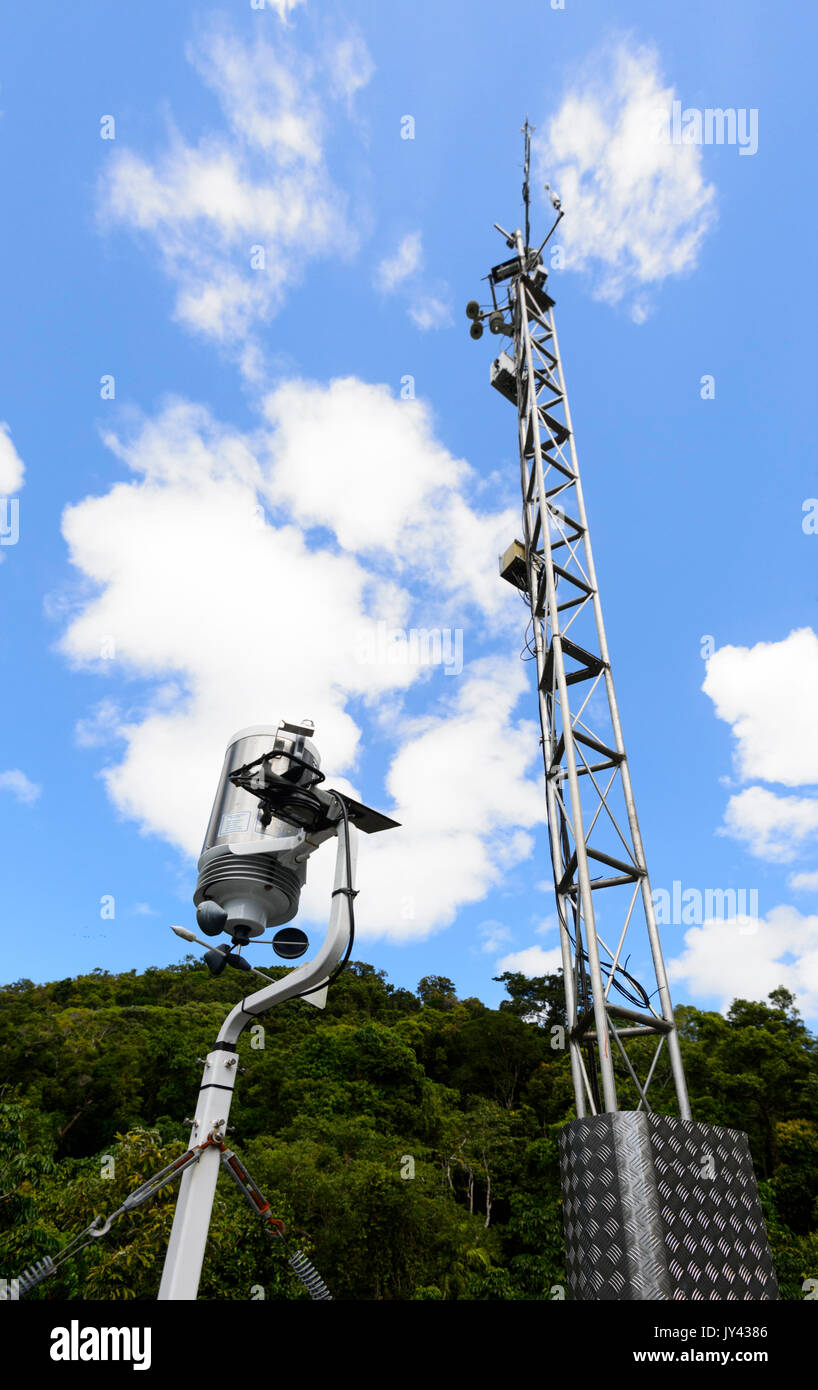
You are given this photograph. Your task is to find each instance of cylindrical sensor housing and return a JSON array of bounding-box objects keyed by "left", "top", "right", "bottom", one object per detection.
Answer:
[{"left": 194, "top": 724, "right": 320, "bottom": 937}]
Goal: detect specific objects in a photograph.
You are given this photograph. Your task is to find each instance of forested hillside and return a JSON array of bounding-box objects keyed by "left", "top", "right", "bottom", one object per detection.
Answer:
[{"left": 1, "top": 961, "right": 817, "bottom": 1300}]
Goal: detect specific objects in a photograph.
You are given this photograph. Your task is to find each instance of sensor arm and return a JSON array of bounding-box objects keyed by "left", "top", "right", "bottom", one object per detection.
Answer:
[{"left": 217, "top": 818, "right": 357, "bottom": 1047}]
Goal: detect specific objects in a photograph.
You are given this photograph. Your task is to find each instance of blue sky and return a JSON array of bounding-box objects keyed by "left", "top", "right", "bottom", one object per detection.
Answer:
[{"left": 1, "top": 0, "right": 817, "bottom": 1020}]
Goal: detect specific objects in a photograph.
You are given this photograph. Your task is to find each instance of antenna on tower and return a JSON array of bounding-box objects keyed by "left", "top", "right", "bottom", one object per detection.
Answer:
[{"left": 522, "top": 116, "right": 533, "bottom": 251}]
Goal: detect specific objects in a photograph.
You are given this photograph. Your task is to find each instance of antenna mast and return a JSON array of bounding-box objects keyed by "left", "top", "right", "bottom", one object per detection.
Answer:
[
  {"left": 480, "top": 132, "right": 691, "bottom": 1120},
  {"left": 464, "top": 128, "right": 779, "bottom": 1301}
]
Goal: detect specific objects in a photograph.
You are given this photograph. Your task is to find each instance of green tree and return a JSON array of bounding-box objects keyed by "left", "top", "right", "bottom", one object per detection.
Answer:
[
  {"left": 416, "top": 976, "right": 458, "bottom": 1009},
  {"left": 2, "top": 963, "right": 817, "bottom": 1301},
  {"left": 494, "top": 970, "right": 566, "bottom": 1029}
]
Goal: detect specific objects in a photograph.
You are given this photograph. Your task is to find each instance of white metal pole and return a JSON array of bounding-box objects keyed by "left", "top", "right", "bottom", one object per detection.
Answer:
[
  {"left": 156, "top": 1051, "right": 238, "bottom": 1301},
  {"left": 157, "top": 821, "right": 357, "bottom": 1300}
]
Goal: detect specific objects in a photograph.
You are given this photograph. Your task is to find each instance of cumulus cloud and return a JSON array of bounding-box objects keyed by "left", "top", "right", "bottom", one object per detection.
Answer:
[
  {"left": 0, "top": 770, "right": 41, "bottom": 806},
  {"left": 56, "top": 383, "right": 535, "bottom": 942},
  {"left": 373, "top": 232, "right": 452, "bottom": 331},
  {"left": 306, "top": 658, "right": 545, "bottom": 941},
  {"left": 260, "top": 376, "right": 515, "bottom": 615},
  {"left": 537, "top": 37, "right": 716, "bottom": 316},
  {"left": 59, "top": 399, "right": 400, "bottom": 856},
  {"left": 0, "top": 422, "right": 25, "bottom": 494},
  {"left": 408, "top": 294, "right": 453, "bottom": 331},
  {"left": 789, "top": 871, "right": 818, "bottom": 893},
  {"left": 478, "top": 920, "right": 514, "bottom": 954},
  {"left": 684, "top": 632, "right": 818, "bottom": 1018},
  {"left": 375, "top": 231, "right": 423, "bottom": 292},
  {"left": 703, "top": 629, "right": 818, "bottom": 861},
  {"left": 99, "top": 24, "right": 372, "bottom": 374},
  {"left": 496, "top": 944, "right": 563, "bottom": 976},
  {"left": 719, "top": 787, "right": 818, "bottom": 863},
  {"left": 668, "top": 905, "right": 818, "bottom": 1018},
  {"left": 703, "top": 629, "right": 818, "bottom": 787}
]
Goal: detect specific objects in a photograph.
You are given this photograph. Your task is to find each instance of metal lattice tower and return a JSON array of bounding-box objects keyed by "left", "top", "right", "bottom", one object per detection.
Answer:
[
  {"left": 476, "top": 123, "right": 690, "bottom": 1122},
  {"left": 464, "top": 125, "right": 779, "bottom": 1304}
]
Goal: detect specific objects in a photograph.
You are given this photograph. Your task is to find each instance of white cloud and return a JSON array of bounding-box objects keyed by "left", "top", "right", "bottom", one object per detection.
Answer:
[
  {"left": 496, "top": 944, "right": 563, "bottom": 976},
  {"left": 304, "top": 658, "right": 546, "bottom": 942},
  {"left": 478, "top": 920, "right": 514, "bottom": 953},
  {"left": 409, "top": 295, "right": 453, "bottom": 331},
  {"left": 668, "top": 905, "right": 818, "bottom": 1019},
  {"left": 703, "top": 629, "right": 818, "bottom": 787},
  {"left": 538, "top": 37, "right": 716, "bottom": 315},
  {"left": 99, "top": 24, "right": 372, "bottom": 372},
  {"left": 720, "top": 787, "right": 818, "bottom": 862},
  {"left": 56, "top": 385, "right": 536, "bottom": 943},
  {"left": 264, "top": 0, "right": 306, "bottom": 22},
  {"left": 0, "top": 422, "right": 24, "bottom": 494},
  {"left": 375, "top": 231, "right": 423, "bottom": 292},
  {"left": 327, "top": 33, "right": 375, "bottom": 104},
  {"left": 789, "top": 870, "right": 818, "bottom": 892},
  {"left": 75, "top": 699, "right": 127, "bottom": 749},
  {"left": 58, "top": 401, "right": 398, "bottom": 856},
  {"left": 0, "top": 770, "right": 41, "bottom": 806},
  {"left": 703, "top": 629, "right": 818, "bottom": 862},
  {"left": 261, "top": 376, "right": 515, "bottom": 615},
  {"left": 374, "top": 233, "right": 452, "bottom": 332}
]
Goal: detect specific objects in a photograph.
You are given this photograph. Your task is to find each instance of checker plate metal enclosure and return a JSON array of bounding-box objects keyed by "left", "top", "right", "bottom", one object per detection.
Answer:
[{"left": 560, "top": 1113, "right": 778, "bottom": 1300}]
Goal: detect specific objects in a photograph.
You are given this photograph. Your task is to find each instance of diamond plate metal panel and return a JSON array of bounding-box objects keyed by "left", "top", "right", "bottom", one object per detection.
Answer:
[
  {"left": 612, "top": 1113, "right": 672, "bottom": 1299},
  {"left": 647, "top": 1116, "right": 778, "bottom": 1301},
  {"left": 560, "top": 1115, "right": 666, "bottom": 1300},
  {"left": 559, "top": 1114, "right": 778, "bottom": 1301}
]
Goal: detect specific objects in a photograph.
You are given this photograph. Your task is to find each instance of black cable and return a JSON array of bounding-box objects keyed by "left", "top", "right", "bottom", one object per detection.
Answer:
[
  {"left": 520, "top": 616, "right": 538, "bottom": 661},
  {"left": 516, "top": 576, "right": 542, "bottom": 662},
  {"left": 565, "top": 931, "right": 655, "bottom": 1012}
]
